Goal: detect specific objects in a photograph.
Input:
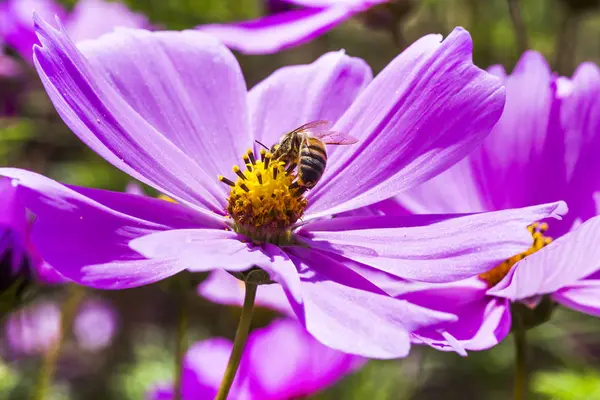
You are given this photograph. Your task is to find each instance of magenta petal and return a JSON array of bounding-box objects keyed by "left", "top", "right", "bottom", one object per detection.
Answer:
[
  {"left": 299, "top": 202, "right": 566, "bottom": 282},
  {"left": 249, "top": 51, "right": 372, "bottom": 149},
  {"left": 182, "top": 338, "right": 234, "bottom": 399},
  {"left": 553, "top": 278, "right": 600, "bottom": 317},
  {"left": 404, "top": 279, "right": 511, "bottom": 352},
  {"left": 197, "top": 6, "right": 357, "bottom": 54},
  {"left": 395, "top": 157, "right": 490, "bottom": 214},
  {"left": 33, "top": 15, "right": 235, "bottom": 213},
  {"left": 286, "top": 252, "right": 457, "bottom": 359},
  {"left": 65, "top": 0, "right": 148, "bottom": 43},
  {"left": 306, "top": 28, "right": 506, "bottom": 217},
  {"left": 78, "top": 27, "right": 252, "bottom": 196},
  {"left": 260, "top": 244, "right": 302, "bottom": 303},
  {"left": 163, "top": 318, "right": 360, "bottom": 399},
  {"left": 473, "top": 51, "right": 566, "bottom": 213},
  {"left": 198, "top": 270, "right": 294, "bottom": 316},
  {"left": 1, "top": 168, "right": 212, "bottom": 289},
  {"left": 130, "top": 229, "right": 274, "bottom": 273},
  {"left": 0, "top": 177, "right": 27, "bottom": 236},
  {"left": 561, "top": 62, "right": 600, "bottom": 225},
  {"left": 245, "top": 319, "right": 360, "bottom": 398},
  {"left": 490, "top": 216, "right": 600, "bottom": 301}
]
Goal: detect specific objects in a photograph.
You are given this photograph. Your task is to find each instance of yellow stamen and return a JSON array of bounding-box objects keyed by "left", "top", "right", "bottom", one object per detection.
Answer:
[
  {"left": 219, "top": 152, "right": 307, "bottom": 244},
  {"left": 479, "top": 222, "right": 553, "bottom": 287}
]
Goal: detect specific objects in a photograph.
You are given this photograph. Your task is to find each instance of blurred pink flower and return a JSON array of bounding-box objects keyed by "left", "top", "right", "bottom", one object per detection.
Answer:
[
  {"left": 196, "top": 0, "right": 388, "bottom": 54},
  {"left": 0, "top": 0, "right": 149, "bottom": 63},
  {"left": 148, "top": 319, "right": 361, "bottom": 400},
  {"left": 4, "top": 297, "right": 118, "bottom": 356}
]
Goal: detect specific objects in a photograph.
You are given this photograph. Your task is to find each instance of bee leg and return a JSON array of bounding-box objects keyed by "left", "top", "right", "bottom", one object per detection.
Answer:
[
  {"left": 285, "top": 163, "right": 296, "bottom": 175},
  {"left": 293, "top": 186, "right": 308, "bottom": 197}
]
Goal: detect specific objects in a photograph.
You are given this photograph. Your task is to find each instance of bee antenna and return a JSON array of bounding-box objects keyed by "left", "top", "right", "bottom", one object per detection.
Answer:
[{"left": 255, "top": 140, "right": 270, "bottom": 150}]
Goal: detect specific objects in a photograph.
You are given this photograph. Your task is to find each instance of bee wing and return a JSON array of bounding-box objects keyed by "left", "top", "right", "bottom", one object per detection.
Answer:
[
  {"left": 289, "top": 120, "right": 358, "bottom": 144},
  {"left": 315, "top": 131, "right": 359, "bottom": 145},
  {"left": 289, "top": 120, "right": 332, "bottom": 136}
]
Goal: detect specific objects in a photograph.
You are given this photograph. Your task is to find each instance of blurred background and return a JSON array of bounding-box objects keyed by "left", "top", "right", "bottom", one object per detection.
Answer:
[{"left": 2, "top": 0, "right": 600, "bottom": 399}]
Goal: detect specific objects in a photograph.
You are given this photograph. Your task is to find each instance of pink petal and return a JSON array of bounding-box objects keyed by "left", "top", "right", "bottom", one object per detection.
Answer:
[
  {"left": 244, "top": 319, "right": 360, "bottom": 398},
  {"left": 395, "top": 157, "right": 490, "bottom": 214},
  {"left": 405, "top": 279, "right": 511, "bottom": 352},
  {"left": 1, "top": 168, "right": 216, "bottom": 289},
  {"left": 490, "top": 215, "right": 600, "bottom": 301},
  {"left": 33, "top": 15, "right": 247, "bottom": 213},
  {"left": 197, "top": 6, "right": 358, "bottom": 54},
  {"left": 129, "top": 229, "right": 275, "bottom": 273},
  {"left": 249, "top": 50, "right": 372, "bottom": 150},
  {"left": 298, "top": 202, "right": 566, "bottom": 283},
  {"left": 182, "top": 338, "right": 234, "bottom": 399},
  {"left": 553, "top": 278, "right": 600, "bottom": 317},
  {"left": 560, "top": 63, "right": 600, "bottom": 227},
  {"left": 306, "top": 28, "right": 506, "bottom": 217},
  {"left": 285, "top": 252, "right": 457, "bottom": 359},
  {"left": 198, "top": 270, "right": 294, "bottom": 316}
]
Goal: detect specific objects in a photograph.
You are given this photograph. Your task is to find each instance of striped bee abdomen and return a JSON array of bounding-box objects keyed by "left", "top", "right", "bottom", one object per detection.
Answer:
[{"left": 298, "top": 138, "right": 327, "bottom": 187}]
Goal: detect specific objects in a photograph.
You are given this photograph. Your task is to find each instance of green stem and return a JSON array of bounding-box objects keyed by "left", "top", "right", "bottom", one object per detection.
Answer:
[
  {"left": 215, "top": 282, "right": 257, "bottom": 400},
  {"left": 513, "top": 312, "right": 529, "bottom": 400},
  {"left": 507, "top": 0, "right": 528, "bottom": 55},
  {"left": 34, "top": 285, "right": 84, "bottom": 400},
  {"left": 389, "top": 22, "right": 407, "bottom": 51},
  {"left": 553, "top": 6, "right": 580, "bottom": 75},
  {"left": 173, "top": 292, "right": 189, "bottom": 400}
]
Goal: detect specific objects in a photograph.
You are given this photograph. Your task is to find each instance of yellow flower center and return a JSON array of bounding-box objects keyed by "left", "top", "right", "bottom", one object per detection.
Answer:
[
  {"left": 479, "top": 222, "right": 553, "bottom": 287},
  {"left": 219, "top": 148, "right": 308, "bottom": 244}
]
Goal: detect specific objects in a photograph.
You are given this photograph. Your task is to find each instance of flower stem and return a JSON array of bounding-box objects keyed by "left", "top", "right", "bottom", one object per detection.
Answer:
[
  {"left": 513, "top": 312, "right": 529, "bottom": 400},
  {"left": 34, "top": 284, "right": 84, "bottom": 400},
  {"left": 389, "top": 22, "right": 407, "bottom": 51},
  {"left": 215, "top": 282, "right": 257, "bottom": 400},
  {"left": 173, "top": 291, "right": 189, "bottom": 400},
  {"left": 553, "top": 6, "right": 580, "bottom": 75},
  {"left": 506, "top": 0, "right": 528, "bottom": 54}
]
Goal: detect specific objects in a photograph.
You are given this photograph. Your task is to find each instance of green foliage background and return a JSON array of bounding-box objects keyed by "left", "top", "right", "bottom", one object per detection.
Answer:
[{"left": 2, "top": 0, "right": 600, "bottom": 399}]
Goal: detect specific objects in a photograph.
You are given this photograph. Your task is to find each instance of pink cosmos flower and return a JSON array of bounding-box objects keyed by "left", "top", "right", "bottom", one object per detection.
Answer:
[
  {"left": 148, "top": 319, "right": 361, "bottom": 400},
  {"left": 197, "top": 0, "right": 389, "bottom": 54},
  {"left": 1, "top": 15, "right": 567, "bottom": 358},
  {"left": 388, "top": 51, "right": 600, "bottom": 353}
]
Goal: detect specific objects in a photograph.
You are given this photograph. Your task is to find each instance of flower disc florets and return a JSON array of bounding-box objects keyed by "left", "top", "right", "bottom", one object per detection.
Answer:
[
  {"left": 219, "top": 149, "right": 308, "bottom": 244},
  {"left": 480, "top": 222, "right": 553, "bottom": 287}
]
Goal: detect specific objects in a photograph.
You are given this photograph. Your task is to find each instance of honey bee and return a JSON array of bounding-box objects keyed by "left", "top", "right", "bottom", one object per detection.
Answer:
[{"left": 265, "top": 120, "right": 358, "bottom": 190}]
